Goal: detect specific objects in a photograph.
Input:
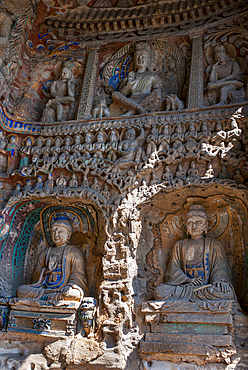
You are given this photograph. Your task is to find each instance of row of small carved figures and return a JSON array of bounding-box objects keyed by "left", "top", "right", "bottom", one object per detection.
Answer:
[
  {"left": 156, "top": 161, "right": 246, "bottom": 186},
  {"left": 19, "top": 121, "right": 243, "bottom": 166},
  {"left": 11, "top": 160, "right": 247, "bottom": 199},
  {"left": 10, "top": 172, "right": 111, "bottom": 198}
]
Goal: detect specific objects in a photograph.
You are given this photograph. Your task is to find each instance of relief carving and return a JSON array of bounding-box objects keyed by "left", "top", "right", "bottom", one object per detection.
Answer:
[{"left": 154, "top": 204, "right": 236, "bottom": 302}]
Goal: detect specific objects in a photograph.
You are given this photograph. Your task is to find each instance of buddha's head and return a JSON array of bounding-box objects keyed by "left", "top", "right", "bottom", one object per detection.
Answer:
[
  {"left": 51, "top": 216, "right": 72, "bottom": 247},
  {"left": 214, "top": 44, "right": 228, "bottom": 65},
  {"left": 185, "top": 205, "right": 208, "bottom": 239},
  {"left": 134, "top": 43, "right": 151, "bottom": 72},
  {"left": 125, "top": 129, "right": 136, "bottom": 141},
  {"left": 60, "top": 67, "right": 72, "bottom": 81}
]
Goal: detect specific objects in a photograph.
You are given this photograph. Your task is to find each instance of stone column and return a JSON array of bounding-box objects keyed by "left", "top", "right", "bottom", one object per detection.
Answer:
[
  {"left": 187, "top": 33, "right": 204, "bottom": 109},
  {"left": 76, "top": 47, "right": 100, "bottom": 120}
]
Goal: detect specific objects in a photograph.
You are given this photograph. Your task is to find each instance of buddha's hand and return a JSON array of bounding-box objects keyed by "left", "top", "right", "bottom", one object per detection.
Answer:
[
  {"left": 127, "top": 72, "right": 136, "bottom": 85},
  {"left": 44, "top": 256, "right": 57, "bottom": 275},
  {"left": 215, "top": 281, "right": 231, "bottom": 293},
  {"left": 189, "top": 277, "right": 203, "bottom": 286},
  {"left": 62, "top": 285, "right": 76, "bottom": 298},
  {"left": 212, "top": 62, "right": 219, "bottom": 70}
]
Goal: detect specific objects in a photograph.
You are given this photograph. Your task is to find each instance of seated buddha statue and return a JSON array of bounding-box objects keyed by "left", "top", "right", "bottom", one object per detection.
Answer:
[
  {"left": 16, "top": 216, "right": 88, "bottom": 302},
  {"left": 112, "top": 43, "right": 162, "bottom": 117},
  {"left": 154, "top": 204, "right": 236, "bottom": 302}
]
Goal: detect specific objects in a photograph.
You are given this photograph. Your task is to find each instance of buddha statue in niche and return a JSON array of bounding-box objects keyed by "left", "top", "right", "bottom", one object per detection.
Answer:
[
  {"left": 16, "top": 215, "right": 88, "bottom": 302},
  {"left": 154, "top": 205, "right": 236, "bottom": 302},
  {"left": 112, "top": 43, "right": 162, "bottom": 116}
]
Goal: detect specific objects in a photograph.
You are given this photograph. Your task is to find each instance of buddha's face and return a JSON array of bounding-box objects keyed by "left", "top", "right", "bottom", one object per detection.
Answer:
[
  {"left": 51, "top": 223, "right": 71, "bottom": 247},
  {"left": 186, "top": 216, "right": 207, "bottom": 239},
  {"left": 176, "top": 125, "right": 182, "bottom": 133},
  {"left": 55, "top": 138, "right": 60, "bottom": 146},
  {"left": 37, "top": 139, "right": 43, "bottom": 147},
  {"left": 125, "top": 129, "right": 135, "bottom": 140},
  {"left": 85, "top": 133, "right": 92, "bottom": 143},
  {"left": 134, "top": 51, "right": 149, "bottom": 71},
  {"left": 61, "top": 68, "right": 71, "bottom": 80},
  {"left": 110, "top": 131, "right": 116, "bottom": 141},
  {"left": 97, "top": 132, "right": 104, "bottom": 142},
  {"left": 46, "top": 139, "right": 52, "bottom": 146},
  {"left": 75, "top": 136, "right": 81, "bottom": 144},
  {"left": 216, "top": 51, "right": 227, "bottom": 64}
]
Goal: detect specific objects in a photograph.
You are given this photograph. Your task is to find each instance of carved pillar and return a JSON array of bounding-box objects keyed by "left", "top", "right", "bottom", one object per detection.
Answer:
[
  {"left": 187, "top": 33, "right": 204, "bottom": 109},
  {"left": 76, "top": 47, "right": 100, "bottom": 120}
]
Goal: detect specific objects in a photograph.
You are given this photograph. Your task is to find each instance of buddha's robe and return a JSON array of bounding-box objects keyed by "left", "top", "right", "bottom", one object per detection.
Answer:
[
  {"left": 154, "top": 236, "right": 236, "bottom": 301},
  {"left": 17, "top": 245, "right": 88, "bottom": 301}
]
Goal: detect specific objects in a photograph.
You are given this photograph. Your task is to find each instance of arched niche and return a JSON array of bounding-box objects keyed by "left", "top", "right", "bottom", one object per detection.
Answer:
[
  {"left": 0, "top": 197, "right": 107, "bottom": 299},
  {"left": 137, "top": 189, "right": 248, "bottom": 311}
]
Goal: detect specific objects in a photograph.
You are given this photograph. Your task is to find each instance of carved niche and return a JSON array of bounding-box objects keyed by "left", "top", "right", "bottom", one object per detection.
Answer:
[{"left": 98, "top": 39, "right": 187, "bottom": 117}]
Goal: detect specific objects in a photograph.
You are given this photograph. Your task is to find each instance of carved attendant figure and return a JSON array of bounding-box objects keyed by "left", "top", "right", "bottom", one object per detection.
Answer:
[
  {"left": 112, "top": 43, "right": 162, "bottom": 116},
  {"left": 17, "top": 216, "right": 88, "bottom": 302},
  {"left": 207, "top": 44, "right": 243, "bottom": 105},
  {"left": 42, "top": 67, "right": 75, "bottom": 122},
  {"left": 154, "top": 205, "right": 236, "bottom": 301}
]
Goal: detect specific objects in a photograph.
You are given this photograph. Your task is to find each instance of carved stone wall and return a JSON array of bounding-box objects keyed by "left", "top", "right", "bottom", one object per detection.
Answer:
[{"left": 0, "top": 1, "right": 247, "bottom": 369}]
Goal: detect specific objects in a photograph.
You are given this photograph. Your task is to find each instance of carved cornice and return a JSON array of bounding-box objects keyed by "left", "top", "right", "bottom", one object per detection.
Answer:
[{"left": 42, "top": 0, "right": 246, "bottom": 44}]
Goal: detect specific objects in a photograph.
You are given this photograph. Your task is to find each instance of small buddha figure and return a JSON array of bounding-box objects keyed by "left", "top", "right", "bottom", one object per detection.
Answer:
[
  {"left": 19, "top": 137, "right": 33, "bottom": 168},
  {"left": 92, "top": 177, "right": 100, "bottom": 192},
  {"left": 149, "top": 172, "right": 159, "bottom": 186},
  {"left": 82, "top": 132, "right": 94, "bottom": 160},
  {"left": 185, "top": 122, "right": 198, "bottom": 142},
  {"left": 42, "top": 138, "right": 53, "bottom": 155},
  {"left": 71, "top": 135, "right": 82, "bottom": 155},
  {"left": 233, "top": 169, "right": 244, "bottom": 184},
  {"left": 106, "top": 130, "right": 118, "bottom": 162},
  {"left": 56, "top": 173, "right": 67, "bottom": 188},
  {"left": 31, "top": 137, "right": 44, "bottom": 156},
  {"left": 146, "top": 125, "right": 159, "bottom": 157},
  {"left": 122, "top": 169, "right": 138, "bottom": 192},
  {"left": 32, "top": 175, "right": 43, "bottom": 191},
  {"left": 175, "top": 164, "right": 186, "bottom": 179},
  {"left": 42, "top": 67, "right": 75, "bottom": 122},
  {"left": 62, "top": 136, "right": 72, "bottom": 154},
  {"left": 92, "top": 131, "right": 106, "bottom": 161},
  {"left": 211, "top": 121, "right": 226, "bottom": 146},
  {"left": 112, "top": 43, "right": 162, "bottom": 116},
  {"left": 12, "top": 183, "right": 22, "bottom": 196},
  {"left": 162, "top": 166, "right": 173, "bottom": 183},
  {"left": 101, "top": 183, "right": 110, "bottom": 198},
  {"left": 44, "top": 173, "right": 54, "bottom": 191},
  {"left": 198, "top": 122, "right": 211, "bottom": 145},
  {"left": 158, "top": 124, "right": 171, "bottom": 152},
  {"left": 23, "top": 179, "right": 32, "bottom": 192},
  {"left": 154, "top": 204, "right": 236, "bottom": 301},
  {"left": 187, "top": 161, "right": 199, "bottom": 182},
  {"left": 6, "top": 135, "right": 18, "bottom": 153},
  {"left": 207, "top": 44, "right": 243, "bottom": 105},
  {"left": 139, "top": 179, "right": 148, "bottom": 196},
  {"left": 117, "top": 127, "right": 144, "bottom": 164},
  {"left": 219, "top": 165, "right": 230, "bottom": 179},
  {"left": 16, "top": 216, "right": 88, "bottom": 302},
  {"left": 50, "top": 137, "right": 62, "bottom": 156},
  {"left": 203, "top": 163, "right": 214, "bottom": 179},
  {"left": 171, "top": 123, "right": 185, "bottom": 153},
  {"left": 69, "top": 173, "right": 78, "bottom": 188},
  {"left": 226, "top": 119, "right": 242, "bottom": 151}
]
